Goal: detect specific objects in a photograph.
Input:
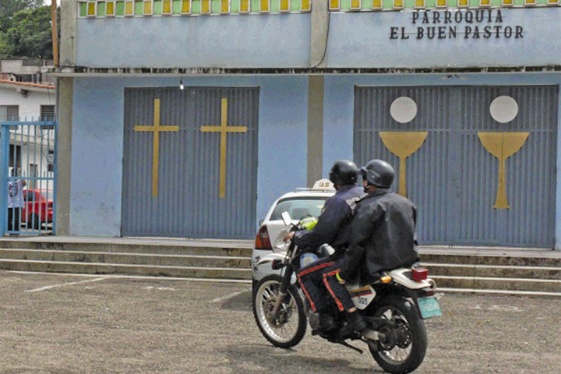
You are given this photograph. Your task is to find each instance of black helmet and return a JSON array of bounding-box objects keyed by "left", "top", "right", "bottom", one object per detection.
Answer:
[
  {"left": 361, "top": 159, "right": 395, "bottom": 188},
  {"left": 329, "top": 160, "right": 358, "bottom": 186}
]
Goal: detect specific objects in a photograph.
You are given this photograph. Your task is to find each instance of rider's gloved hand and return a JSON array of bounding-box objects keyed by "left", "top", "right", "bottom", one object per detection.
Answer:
[{"left": 283, "top": 231, "right": 295, "bottom": 242}]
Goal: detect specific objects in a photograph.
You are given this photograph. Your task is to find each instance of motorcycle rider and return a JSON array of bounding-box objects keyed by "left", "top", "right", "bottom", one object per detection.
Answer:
[
  {"left": 324, "top": 159, "right": 420, "bottom": 332},
  {"left": 283, "top": 160, "right": 364, "bottom": 333}
]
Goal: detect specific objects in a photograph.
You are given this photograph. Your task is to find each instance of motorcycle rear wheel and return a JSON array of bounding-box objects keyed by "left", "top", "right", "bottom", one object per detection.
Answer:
[
  {"left": 252, "top": 274, "right": 307, "bottom": 349},
  {"left": 368, "top": 296, "right": 427, "bottom": 374}
]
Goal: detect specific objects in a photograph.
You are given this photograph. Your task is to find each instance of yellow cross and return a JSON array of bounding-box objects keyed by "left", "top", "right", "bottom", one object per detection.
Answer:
[
  {"left": 200, "top": 98, "right": 248, "bottom": 198},
  {"left": 134, "top": 98, "right": 179, "bottom": 197}
]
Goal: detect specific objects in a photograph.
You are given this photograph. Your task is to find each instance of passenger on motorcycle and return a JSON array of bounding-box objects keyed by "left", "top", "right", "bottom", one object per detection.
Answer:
[
  {"left": 327, "top": 159, "right": 421, "bottom": 324},
  {"left": 283, "top": 160, "right": 364, "bottom": 333}
]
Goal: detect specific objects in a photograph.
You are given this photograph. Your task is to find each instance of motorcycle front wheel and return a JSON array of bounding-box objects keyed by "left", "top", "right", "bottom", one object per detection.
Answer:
[
  {"left": 252, "top": 274, "right": 307, "bottom": 349},
  {"left": 368, "top": 296, "right": 428, "bottom": 374}
]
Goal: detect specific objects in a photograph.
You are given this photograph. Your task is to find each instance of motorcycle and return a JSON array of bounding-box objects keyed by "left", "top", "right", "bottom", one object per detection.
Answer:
[{"left": 252, "top": 212, "right": 442, "bottom": 374}]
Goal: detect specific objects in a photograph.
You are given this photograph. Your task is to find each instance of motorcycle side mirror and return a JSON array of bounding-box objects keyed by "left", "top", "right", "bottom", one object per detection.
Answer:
[{"left": 281, "top": 211, "right": 292, "bottom": 226}]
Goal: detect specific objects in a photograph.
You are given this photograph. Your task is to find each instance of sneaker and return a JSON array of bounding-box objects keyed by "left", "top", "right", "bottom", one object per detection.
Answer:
[
  {"left": 346, "top": 312, "right": 367, "bottom": 333},
  {"left": 315, "top": 313, "right": 337, "bottom": 332}
]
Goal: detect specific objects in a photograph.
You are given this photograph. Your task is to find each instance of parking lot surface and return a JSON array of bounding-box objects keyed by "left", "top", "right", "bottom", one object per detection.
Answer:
[{"left": 1, "top": 271, "right": 560, "bottom": 373}]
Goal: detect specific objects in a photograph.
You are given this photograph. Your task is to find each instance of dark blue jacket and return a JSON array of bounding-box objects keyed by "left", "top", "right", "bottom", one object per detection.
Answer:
[{"left": 293, "top": 185, "right": 364, "bottom": 251}]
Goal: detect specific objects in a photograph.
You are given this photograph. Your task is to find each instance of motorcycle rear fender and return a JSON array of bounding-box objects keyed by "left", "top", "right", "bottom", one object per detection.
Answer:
[{"left": 389, "top": 268, "right": 435, "bottom": 290}]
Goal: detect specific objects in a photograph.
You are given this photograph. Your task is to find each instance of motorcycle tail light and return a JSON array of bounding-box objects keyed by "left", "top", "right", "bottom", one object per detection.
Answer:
[
  {"left": 254, "top": 225, "right": 272, "bottom": 250},
  {"left": 412, "top": 267, "right": 429, "bottom": 282}
]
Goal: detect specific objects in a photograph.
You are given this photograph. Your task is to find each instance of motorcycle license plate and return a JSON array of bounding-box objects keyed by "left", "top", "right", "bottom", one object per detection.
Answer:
[{"left": 417, "top": 296, "right": 442, "bottom": 319}]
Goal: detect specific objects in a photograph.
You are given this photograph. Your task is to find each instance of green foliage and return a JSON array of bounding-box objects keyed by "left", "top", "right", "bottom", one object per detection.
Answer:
[
  {"left": 2, "top": 4, "right": 55, "bottom": 59},
  {"left": 0, "top": 33, "right": 9, "bottom": 58},
  {"left": 0, "top": 0, "right": 50, "bottom": 59},
  {"left": 0, "top": 0, "right": 44, "bottom": 32}
]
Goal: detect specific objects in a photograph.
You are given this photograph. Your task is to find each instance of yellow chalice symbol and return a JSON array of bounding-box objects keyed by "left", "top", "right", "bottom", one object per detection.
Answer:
[
  {"left": 478, "top": 132, "right": 529, "bottom": 209},
  {"left": 379, "top": 132, "right": 428, "bottom": 197}
]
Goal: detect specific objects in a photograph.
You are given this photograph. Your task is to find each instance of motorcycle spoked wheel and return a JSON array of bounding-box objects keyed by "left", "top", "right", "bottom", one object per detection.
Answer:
[
  {"left": 368, "top": 296, "right": 428, "bottom": 374},
  {"left": 252, "top": 274, "right": 307, "bottom": 349}
]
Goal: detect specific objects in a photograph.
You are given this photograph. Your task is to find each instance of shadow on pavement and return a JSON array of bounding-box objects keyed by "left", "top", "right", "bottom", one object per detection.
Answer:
[{"left": 220, "top": 342, "right": 385, "bottom": 374}]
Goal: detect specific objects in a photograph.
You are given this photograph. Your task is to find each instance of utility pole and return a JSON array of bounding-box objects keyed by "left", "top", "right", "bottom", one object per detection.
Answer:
[{"left": 51, "top": 1, "right": 58, "bottom": 67}]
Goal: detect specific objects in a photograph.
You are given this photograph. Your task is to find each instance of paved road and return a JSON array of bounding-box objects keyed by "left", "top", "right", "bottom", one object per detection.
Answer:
[{"left": 1, "top": 271, "right": 560, "bottom": 373}]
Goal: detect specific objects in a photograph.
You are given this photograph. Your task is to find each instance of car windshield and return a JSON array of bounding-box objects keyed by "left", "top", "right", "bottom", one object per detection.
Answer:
[{"left": 270, "top": 197, "right": 328, "bottom": 221}]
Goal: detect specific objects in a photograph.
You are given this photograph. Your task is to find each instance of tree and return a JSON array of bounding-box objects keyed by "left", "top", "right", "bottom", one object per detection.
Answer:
[
  {"left": 4, "top": 5, "right": 54, "bottom": 59},
  {"left": 0, "top": 36, "right": 8, "bottom": 59},
  {"left": 0, "top": 0, "right": 44, "bottom": 32}
]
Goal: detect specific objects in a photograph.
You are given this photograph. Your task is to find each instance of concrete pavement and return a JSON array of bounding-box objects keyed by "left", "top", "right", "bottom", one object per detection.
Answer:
[{"left": 1, "top": 271, "right": 560, "bottom": 374}]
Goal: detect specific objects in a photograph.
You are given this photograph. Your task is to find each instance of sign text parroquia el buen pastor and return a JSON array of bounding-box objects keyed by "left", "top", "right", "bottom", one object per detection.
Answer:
[{"left": 390, "top": 10, "right": 524, "bottom": 40}]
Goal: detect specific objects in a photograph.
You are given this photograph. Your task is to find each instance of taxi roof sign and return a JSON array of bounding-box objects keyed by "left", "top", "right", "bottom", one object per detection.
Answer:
[{"left": 312, "top": 179, "right": 335, "bottom": 191}]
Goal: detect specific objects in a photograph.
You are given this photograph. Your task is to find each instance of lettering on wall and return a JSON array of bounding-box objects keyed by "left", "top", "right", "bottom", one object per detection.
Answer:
[{"left": 390, "top": 10, "right": 524, "bottom": 40}]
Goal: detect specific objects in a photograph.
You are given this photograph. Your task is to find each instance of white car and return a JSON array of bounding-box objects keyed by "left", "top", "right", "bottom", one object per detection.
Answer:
[{"left": 251, "top": 179, "right": 335, "bottom": 287}]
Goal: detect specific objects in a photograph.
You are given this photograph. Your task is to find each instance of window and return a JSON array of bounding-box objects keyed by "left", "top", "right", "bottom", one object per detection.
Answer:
[
  {"left": 40, "top": 105, "right": 55, "bottom": 121},
  {"left": 329, "top": 0, "right": 340, "bottom": 10},
  {"left": 221, "top": 0, "right": 230, "bottom": 13},
  {"left": 9, "top": 145, "right": 22, "bottom": 175},
  {"left": 270, "top": 197, "right": 328, "bottom": 221},
  {"left": 87, "top": 0, "right": 97, "bottom": 17},
  {"left": 240, "top": 0, "right": 250, "bottom": 12},
  {"left": 260, "top": 0, "right": 270, "bottom": 12},
  {"left": 181, "top": 0, "right": 192, "bottom": 14},
  {"left": 280, "top": 0, "right": 290, "bottom": 12},
  {"left": 0, "top": 105, "right": 19, "bottom": 122},
  {"left": 201, "top": 0, "right": 211, "bottom": 14},
  {"left": 143, "top": 0, "right": 154, "bottom": 15},
  {"left": 125, "top": 0, "right": 135, "bottom": 16},
  {"left": 106, "top": 1, "right": 116, "bottom": 16},
  {"left": 162, "top": 0, "right": 173, "bottom": 14}
]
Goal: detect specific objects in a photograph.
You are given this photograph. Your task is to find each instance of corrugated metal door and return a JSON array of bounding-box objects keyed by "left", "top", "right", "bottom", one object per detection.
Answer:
[
  {"left": 354, "top": 86, "right": 557, "bottom": 248},
  {"left": 122, "top": 87, "right": 259, "bottom": 238}
]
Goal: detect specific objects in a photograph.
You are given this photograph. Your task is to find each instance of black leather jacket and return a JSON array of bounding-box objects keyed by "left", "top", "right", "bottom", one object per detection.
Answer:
[
  {"left": 293, "top": 185, "right": 364, "bottom": 251},
  {"left": 340, "top": 188, "right": 420, "bottom": 283}
]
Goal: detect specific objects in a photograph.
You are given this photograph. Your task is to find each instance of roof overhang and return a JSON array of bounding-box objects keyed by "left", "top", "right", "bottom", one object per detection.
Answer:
[
  {"left": 48, "top": 65, "right": 561, "bottom": 78},
  {"left": 0, "top": 79, "right": 55, "bottom": 94}
]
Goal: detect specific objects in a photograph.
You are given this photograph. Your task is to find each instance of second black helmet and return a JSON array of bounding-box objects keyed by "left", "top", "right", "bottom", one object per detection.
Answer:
[
  {"left": 329, "top": 160, "right": 359, "bottom": 186},
  {"left": 361, "top": 159, "right": 395, "bottom": 188}
]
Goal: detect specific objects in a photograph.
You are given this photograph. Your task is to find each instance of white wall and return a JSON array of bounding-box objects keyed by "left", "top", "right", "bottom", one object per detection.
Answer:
[
  {"left": 0, "top": 86, "right": 56, "bottom": 120},
  {"left": 0, "top": 85, "right": 56, "bottom": 191}
]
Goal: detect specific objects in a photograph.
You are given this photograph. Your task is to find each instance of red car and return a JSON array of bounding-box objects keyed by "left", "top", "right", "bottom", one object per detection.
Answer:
[{"left": 22, "top": 189, "right": 53, "bottom": 230}]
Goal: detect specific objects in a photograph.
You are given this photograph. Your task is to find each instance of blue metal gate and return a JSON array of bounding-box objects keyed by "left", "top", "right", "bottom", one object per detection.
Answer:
[
  {"left": 354, "top": 85, "right": 557, "bottom": 248},
  {"left": 0, "top": 119, "right": 57, "bottom": 236},
  {"left": 122, "top": 87, "right": 259, "bottom": 239}
]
